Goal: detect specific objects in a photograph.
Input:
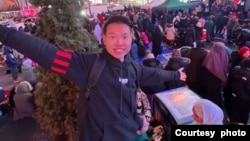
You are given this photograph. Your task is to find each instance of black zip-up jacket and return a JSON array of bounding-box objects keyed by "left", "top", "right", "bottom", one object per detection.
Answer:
[{"left": 0, "top": 25, "right": 180, "bottom": 141}]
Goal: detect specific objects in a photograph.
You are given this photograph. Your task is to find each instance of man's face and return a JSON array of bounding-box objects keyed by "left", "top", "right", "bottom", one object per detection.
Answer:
[{"left": 102, "top": 23, "right": 132, "bottom": 62}]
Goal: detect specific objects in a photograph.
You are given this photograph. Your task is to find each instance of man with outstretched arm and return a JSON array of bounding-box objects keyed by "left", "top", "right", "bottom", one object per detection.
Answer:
[{"left": 0, "top": 16, "right": 186, "bottom": 141}]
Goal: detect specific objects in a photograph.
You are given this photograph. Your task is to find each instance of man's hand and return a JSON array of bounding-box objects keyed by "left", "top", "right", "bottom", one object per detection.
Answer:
[{"left": 178, "top": 67, "right": 187, "bottom": 81}]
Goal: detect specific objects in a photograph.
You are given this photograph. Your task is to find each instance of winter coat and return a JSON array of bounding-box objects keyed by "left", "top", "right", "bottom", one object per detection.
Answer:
[
  {"left": 184, "top": 26, "right": 196, "bottom": 47},
  {"left": 152, "top": 26, "right": 163, "bottom": 57},
  {"left": 0, "top": 25, "right": 180, "bottom": 141},
  {"left": 13, "top": 81, "right": 35, "bottom": 120},
  {"left": 230, "top": 51, "right": 243, "bottom": 68},
  {"left": 22, "top": 65, "right": 37, "bottom": 85},
  {"left": 164, "top": 56, "right": 191, "bottom": 90},
  {"left": 3, "top": 46, "right": 18, "bottom": 68},
  {"left": 224, "top": 59, "right": 250, "bottom": 124},
  {"left": 142, "top": 58, "right": 163, "bottom": 69},
  {"left": 186, "top": 47, "right": 208, "bottom": 83},
  {"left": 140, "top": 32, "right": 149, "bottom": 46},
  {"left": 186, "top": 47, "right": 208, "bottom": 94},
  {"left": 204, "top": 17, "right": 214, "bottom": 32}
]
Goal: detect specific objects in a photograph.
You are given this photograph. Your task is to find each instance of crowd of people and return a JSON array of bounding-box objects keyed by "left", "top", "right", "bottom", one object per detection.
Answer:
[{"left": 86, "top": 0, "right": 250, "bottom": 132}]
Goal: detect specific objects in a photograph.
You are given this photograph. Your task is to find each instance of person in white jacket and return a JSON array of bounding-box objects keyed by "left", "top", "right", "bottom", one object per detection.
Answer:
[{"left": 94, "top": 22, "right": 102, "bottom": 46}]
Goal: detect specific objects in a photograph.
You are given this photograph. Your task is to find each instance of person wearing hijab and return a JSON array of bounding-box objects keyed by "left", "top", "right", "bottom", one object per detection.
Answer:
[{"left": 192, "top": 99, "right": 224, "bottom": 125}]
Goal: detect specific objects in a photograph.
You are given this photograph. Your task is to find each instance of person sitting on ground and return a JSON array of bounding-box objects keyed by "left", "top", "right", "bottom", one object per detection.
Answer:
[
  {"left": 13, "top": 81, "right": 35, "bottom": 120},
  {"left": 142, "top": 53, "right": 163, "bottom": 69},
  {"left": 22, "top": 56, "right": 38, "bottom": 86},
  {"left": 141, "top": 53, "right": 166, "bottom": 95},
  {"left": 192, "top": 99, "right": 224, "bottom": 125}
]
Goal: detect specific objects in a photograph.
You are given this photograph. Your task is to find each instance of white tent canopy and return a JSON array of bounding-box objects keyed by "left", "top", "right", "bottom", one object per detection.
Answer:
[{"left": 140, "top": 0, "right": 165, "bottom": 9}]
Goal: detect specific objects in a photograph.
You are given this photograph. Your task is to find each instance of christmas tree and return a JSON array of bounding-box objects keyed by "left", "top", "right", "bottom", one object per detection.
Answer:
[{"left": 29, "top": 0, "right": 99, "bottom": 141}]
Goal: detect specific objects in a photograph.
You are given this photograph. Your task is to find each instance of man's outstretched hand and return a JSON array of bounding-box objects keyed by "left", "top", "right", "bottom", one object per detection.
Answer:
[{"left": 178, "top": 67, "right": 187, "bottom": 81}]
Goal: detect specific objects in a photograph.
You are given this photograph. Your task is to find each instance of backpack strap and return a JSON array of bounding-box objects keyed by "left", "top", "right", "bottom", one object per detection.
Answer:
[
  {"left": 85, "top": 54, "right": 106, "bottom": 98},
  {"left": 131, "top": 61, "right": 141, "bottom": 88}
]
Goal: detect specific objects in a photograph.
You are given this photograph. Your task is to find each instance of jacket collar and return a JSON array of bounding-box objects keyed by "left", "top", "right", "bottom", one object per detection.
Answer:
[{"left": 102, "top": 48, "right": 133, "bottom": 65}]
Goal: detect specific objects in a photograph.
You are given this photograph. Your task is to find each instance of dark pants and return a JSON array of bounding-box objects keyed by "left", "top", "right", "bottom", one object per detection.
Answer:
[{"left": 11, "top": 67, "right": 18, "bottom": 80}]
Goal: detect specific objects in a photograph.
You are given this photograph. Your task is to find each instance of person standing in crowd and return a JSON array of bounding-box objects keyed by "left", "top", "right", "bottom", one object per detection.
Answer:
[
  {"left": 247, "top": 9, "right": 250, "bottom": 19},
  {"left": 195, "top": 16, "right": 205, "bottom": 42},
  {"left": 199, "top": 42, "right": 230, "bottom": 108},
  {"left": 186, "top": 41, "right": 208, "bottom": 94},
  {"left": 151, "top": 24, "right": 164, "bottom": 58},
  {"left": 192, "top": 99, "right": 224, "bottom": 125},
  {"left": 140, "top": 32, "right": 150, "bottom": 47},
  {"left": 184, "top": 24, "right": 196, "bottom": 47},
  {"left": 3, "top": 46, "right": 22, "bottom": 83},
  {"left": 0, "top": 16, "right": 186, "bottom": 141},
  {"left": 204, "top": 16, "right": 214, "bottom": 42},
  {"left": 165, "top": 23, "right": 176, "bottom": 48},
  {"left": 94, "top": 21, "right": 103, "bottom": 47},
  {"left": 224, "top": 58, "right": 250, "bottom": 124}
]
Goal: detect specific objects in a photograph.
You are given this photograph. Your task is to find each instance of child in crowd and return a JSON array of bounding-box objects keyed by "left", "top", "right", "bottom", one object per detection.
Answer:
[{"left": 140, "top": 32, "right": 150, "bottom": 47}]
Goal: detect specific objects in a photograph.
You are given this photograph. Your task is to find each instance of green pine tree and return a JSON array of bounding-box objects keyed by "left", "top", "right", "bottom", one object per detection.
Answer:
[{"left": 29, "top": 0, "right": 99, "bottom": 141}]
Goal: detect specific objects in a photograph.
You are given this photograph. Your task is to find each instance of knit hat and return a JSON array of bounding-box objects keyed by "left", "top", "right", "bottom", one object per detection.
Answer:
[{"left": 239, "top": 46, "right": 250, "bottom": 58}]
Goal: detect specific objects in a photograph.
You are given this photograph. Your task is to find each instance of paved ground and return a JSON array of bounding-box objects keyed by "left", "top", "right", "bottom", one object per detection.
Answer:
[
  {"left": 0, "top": 66, "right": 50, "bottom": 141},
  {"left": 0, "top": 110, "right": 49, "bottom": 141},
  {"left": 0, "top": 66, "right": 15, "bottom": 91}
]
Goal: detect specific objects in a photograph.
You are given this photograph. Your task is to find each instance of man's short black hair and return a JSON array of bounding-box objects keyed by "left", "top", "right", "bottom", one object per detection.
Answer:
[{"left": 103, "top": 15, "right": 132, "bottom": 35}]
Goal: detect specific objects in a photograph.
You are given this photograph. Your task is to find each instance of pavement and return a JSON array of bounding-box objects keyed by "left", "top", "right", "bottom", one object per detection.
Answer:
[
  {"left": 0, "top": 65, "right": 15, "bottom": 91},
  {"left": 0, "top": 66, "right": 51, "bottom": 141},
  {"left": 0, "top": 111, "right": 49, "bottom": 141}
]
